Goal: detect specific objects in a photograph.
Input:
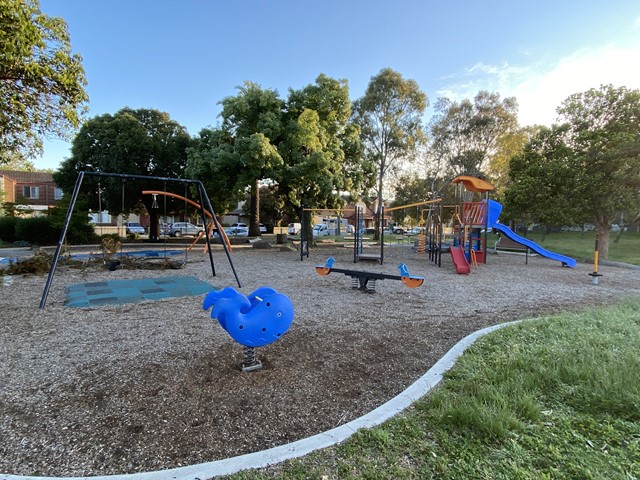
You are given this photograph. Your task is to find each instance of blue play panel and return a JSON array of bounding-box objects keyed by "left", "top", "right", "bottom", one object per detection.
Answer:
[{"left": 65, "top": 275, "right": 217, "bottom": 307}]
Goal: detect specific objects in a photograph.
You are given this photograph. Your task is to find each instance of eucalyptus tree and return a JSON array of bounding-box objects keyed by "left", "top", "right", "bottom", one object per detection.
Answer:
[
  {"left": 54, "top": 108, "right": 192, "bottom": 239},
  {"left": 0, "top": 0, "right": 88, "bottom": 162},
  {"left": 353, "top": 68, "right": 427, "bottom": 237},
  {"left": 428, "top": 91, "right": 518, "bottom": 181}
]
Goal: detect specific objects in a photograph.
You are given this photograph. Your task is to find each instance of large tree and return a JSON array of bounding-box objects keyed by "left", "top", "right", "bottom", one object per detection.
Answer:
[
  {"left": 353, "top": 68, "right": 427, "bottom": 237},
  {"left": 428, "top": 91, "right": 518, "bottom": 182},
  {"left": 0, "top": 0, "right": 88, "bottom": 162},
  {"left": 187, "top": 74, "right": 369, "bottom": 235},
  {"left": 505, "top": 85, "right": 640, "bottom": 257},
  {"left": 279, "top": 74, "right": 371, "bottom": 212},
  {"left": 504, "top": 124, "right": 586, "bottom": 234},
  {"left": 54, "top": 108, "right": 192, "bottom": 239},
  {"left": 557, "top": 85, "right": 640, "bottom": 256}
]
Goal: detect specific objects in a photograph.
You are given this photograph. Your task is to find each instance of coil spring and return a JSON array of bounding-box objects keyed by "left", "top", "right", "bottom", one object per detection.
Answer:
[
  {"left": 243, "top": 346, "right": 258, "bottom": 367},
  {"left": 367, "top": 279, "right": 377, "bottom": 292}
]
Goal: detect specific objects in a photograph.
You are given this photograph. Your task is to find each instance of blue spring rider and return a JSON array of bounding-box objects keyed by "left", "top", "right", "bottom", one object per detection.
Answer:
[{"left": 203, "top": 286, "right": 294, "bottom": 371}]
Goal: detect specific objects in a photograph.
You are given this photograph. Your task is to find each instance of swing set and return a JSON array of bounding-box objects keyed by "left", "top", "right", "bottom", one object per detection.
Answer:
[{"left": 40, "top": 171, "right": 241, "bottom": 309}]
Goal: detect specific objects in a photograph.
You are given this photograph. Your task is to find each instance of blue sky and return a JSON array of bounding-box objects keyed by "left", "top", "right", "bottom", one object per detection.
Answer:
[{"left": 36, "top": 0, "right": 640, "bottom": 170}]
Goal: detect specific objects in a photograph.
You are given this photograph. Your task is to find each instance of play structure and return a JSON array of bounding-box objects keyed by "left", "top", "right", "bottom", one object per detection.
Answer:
[
  {"left": 443, "top": 176, "right": 576, "bottom": 274},
  {"left": 40, "top": 171, "right": 241, "bottom": 309},
  {"left": 315, "top": 257, "right": 424, "bottom": 293},
  {"left": 203, "top": 286, "right": 294, "bottom": 371}
]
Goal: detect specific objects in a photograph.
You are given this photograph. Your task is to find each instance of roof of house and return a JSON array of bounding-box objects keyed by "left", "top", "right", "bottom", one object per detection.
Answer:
[{"left": 0, "top": 170, "right": 55, "bottom": 183}]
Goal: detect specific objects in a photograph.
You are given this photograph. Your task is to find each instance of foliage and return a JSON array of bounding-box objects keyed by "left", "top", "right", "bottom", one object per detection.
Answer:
[
  {"left": 13, "top": 216, "right": 58, "bottom": 244},
  {"left": 505, "top": 124, "right": 585, "bottom": 228},
  {"left": 0, "top": 0, "right": 88, "bottom": 162},
  {"left": 279, "top": 74, "right": 371, "bottom": 211},
  {"left": 54, "top": 107, "right": 193, "bottom": 240},
  {"left": 187, "top": 74, "right": 368, "bottom": 232},
  {"left": 352, "top": 68, "right": 427, "bottom": 237},
  {"left": 428, "top": 91, "right": 519, "bottom": 180},
  {"left": 505, "top": 84, "right": 640, "bottom": 258},
  {"left": 99, "top": 233, "right": 121, "bottom": 256},
  {"left": 390, "top": 175, "right": 432, "bottom": 224},
  {"left": 47, "top": 194, "right": 97, "bottom": 244},
  {"left": 0, "top": 215, "right": 18, "bottom": 242}
]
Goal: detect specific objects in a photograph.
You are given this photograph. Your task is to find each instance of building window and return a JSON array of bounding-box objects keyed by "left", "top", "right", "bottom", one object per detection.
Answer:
[
  {"left": 54, "top": 187, "right": 64, "bottom": 200},
  {"left": 23, "top": 186, "right": 40, "bottom": 199}
]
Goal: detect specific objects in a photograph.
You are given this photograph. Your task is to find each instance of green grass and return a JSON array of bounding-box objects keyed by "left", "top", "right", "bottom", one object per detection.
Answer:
[
  {"left": 518, "top": 231, "right": 640, "bottom": 265},
  {"left": 225, "top": 298, "right": 640, "bottom": 479}
]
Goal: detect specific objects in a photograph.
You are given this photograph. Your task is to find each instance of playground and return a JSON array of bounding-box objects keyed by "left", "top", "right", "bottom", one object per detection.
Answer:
[{"left": 1, "top": 244, "right": 639, "bottom": 477}]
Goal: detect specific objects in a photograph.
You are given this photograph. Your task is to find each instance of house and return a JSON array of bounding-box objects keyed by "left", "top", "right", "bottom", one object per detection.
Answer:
[{"left": 0, "top": 170, "right": 64, "bottom": 215}]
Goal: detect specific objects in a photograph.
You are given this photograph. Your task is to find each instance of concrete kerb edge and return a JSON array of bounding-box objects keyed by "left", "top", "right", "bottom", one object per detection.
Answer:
[{"left": 0, "top": 321, "right": 520, "bottom": 480}]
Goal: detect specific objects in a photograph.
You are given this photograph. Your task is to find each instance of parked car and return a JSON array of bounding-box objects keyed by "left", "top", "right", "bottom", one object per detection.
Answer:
[
  {"left": 232, "top": 222, "right": 247, "bottom": 228},
  {"left": 313, "top": 224, "right": 329, "bottom": 236},
  {"left": 225, "top": 226, "right": 249, "bottom": 236},
  {"left": 288, "top": 223, "right": 301, "bottom": 235},
  {"left": 124, "top": 222, "right": 145, "bottom": 235},
  {"left": 164, "top": 222, "right": 203, "bottom": 237},
  {"left": 259, "top": 223, "right": 267, "bottom": 233}
]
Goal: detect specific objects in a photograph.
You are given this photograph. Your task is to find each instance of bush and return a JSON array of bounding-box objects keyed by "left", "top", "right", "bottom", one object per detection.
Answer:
[
  {"left": 14, "top": 217, "right": 59, "bottom": 245},
  {"left": 0, "top": 216, "right": 18, "bottom": 243}
]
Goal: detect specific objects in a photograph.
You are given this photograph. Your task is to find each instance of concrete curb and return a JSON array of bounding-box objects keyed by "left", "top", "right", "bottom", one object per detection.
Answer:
[{"left": 1, "top": 321, "right": 518, "bottom": 480}]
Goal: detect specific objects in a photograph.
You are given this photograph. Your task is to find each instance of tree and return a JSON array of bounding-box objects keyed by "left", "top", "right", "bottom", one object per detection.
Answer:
[
  {"left": 557, "top": 85, "right": 640, "bottom": 257},
  {"left": 279, "top": 74, "right": 371, "bottom": 212},
  {"left": 428, "top": 91, "right": 518, "bottom": 181},
  {"left": 54, "top": 108, "right": 192, "bottom": 239},
  {"left": 505, "top": 85, "right": 640, "bottom": 257},
  {"left": 504, "top": 124, "right": 586, "bottom": 235},
  {"left": 353, "top": 68, "right": 427, "bottom": 238},
  {"left": 0, "top": 0, "right": 88, "bottom": 162},
  {"left": 187, "top": 75, "right": 369, "bottom": 237}
]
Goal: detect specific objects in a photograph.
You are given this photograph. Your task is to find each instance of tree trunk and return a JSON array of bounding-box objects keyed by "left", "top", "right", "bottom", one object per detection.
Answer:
[
  {"left": 249, "top": 179, "right": 260, "bottom": 237},
  {"left": 596, "top": 226, "right": 610, "bottom": 259},
  {"left": 141, "top": 197, "right": 160, "bottom": 241},
  {"left": 374, "top": 172, "right": 384, "bottom": 241}
]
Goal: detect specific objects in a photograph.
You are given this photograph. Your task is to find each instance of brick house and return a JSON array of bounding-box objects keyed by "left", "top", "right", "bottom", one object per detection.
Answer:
[{"left": 0, "top": 169, "right": 64, "bottom": 215}]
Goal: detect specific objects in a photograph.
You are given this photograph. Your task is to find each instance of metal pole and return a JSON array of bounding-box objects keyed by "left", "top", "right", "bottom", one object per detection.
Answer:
[
  {"left": 39, "top": 171, "right": 85, "bottom": 309},
  {"left": 588, "top": 234, "right": 603, "bottom": 285}
]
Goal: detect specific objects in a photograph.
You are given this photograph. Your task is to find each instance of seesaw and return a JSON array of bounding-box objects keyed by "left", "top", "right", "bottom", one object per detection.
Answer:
[{"left": 315, "top": 257, "right": 424, "bottom": 293}]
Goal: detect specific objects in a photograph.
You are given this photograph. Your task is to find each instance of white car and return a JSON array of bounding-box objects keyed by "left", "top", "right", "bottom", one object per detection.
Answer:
[
  {"left": 313, "top": 224, "right": 329, "bottom": 236},
  {"left": 225, "top": 226, "right": 249, "bottom": 237}
]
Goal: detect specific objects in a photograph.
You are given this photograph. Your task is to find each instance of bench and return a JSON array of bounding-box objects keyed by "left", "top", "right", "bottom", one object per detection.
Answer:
[{"left": 494, "top": 235, "right": 537, "bottom": 264}]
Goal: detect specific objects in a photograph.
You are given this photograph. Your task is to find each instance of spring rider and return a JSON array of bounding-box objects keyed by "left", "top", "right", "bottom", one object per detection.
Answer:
[{"left": 203, "top": 286, "right": 294, "bottom": 372}]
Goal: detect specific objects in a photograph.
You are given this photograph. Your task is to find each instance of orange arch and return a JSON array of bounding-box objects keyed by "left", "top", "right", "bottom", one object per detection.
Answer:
[{"left": 142, "top": 190, "right": 231, "bottom": 251}]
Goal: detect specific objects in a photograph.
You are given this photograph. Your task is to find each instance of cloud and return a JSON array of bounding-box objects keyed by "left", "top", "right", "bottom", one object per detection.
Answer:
[{"left": 437, "top": 42, "right": 640, "bottom": 127}]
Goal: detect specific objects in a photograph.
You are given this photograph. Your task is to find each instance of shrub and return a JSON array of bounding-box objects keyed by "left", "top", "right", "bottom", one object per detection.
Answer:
[
  {"left": 14, "top": 217, "right": 59, "bottom": 245},
  {"left": 0, "top": 216, "right": 18, "bottom": 243}
]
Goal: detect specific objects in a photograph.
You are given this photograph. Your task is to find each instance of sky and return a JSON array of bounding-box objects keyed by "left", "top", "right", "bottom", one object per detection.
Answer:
[{"left": 35, "top": 0, "right": 640, "bottom": 170}]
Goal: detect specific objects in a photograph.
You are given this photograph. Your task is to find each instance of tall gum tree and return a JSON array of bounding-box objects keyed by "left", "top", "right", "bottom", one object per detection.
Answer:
[
  {"left": 353, "top": 68, "right": 427, "bottom": 237},
  {"left": 0, "top": 0, "right": 88, "bottom": 162}
]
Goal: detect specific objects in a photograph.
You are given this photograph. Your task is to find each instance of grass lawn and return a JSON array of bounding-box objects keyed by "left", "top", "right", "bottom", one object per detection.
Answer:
[
  {"left": 523, "top": 231, "right": 640, "bottom": 266},
  {"left": 227, "top": 298, "right": 640, "bottom": 479}
]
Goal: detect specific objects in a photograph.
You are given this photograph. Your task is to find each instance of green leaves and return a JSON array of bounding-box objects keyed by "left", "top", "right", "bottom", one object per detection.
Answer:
[{"left": 0, "top": 0, "right": 88, "bottom": 162}]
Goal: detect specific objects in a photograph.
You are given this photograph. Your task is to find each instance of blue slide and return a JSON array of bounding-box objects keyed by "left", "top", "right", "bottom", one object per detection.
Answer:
[{"left": 492, "top": 223, "right": 576, "bottom": 268}]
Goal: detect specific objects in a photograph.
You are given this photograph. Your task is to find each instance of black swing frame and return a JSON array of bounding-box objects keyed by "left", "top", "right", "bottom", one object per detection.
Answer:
[{"left": 39, "top": 171, "right": 241, "bottom": 309}]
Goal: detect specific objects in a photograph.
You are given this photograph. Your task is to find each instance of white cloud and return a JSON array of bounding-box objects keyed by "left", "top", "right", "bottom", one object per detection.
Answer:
[{"left": 438, "top": 42, "right": 640, "bottom": 127}]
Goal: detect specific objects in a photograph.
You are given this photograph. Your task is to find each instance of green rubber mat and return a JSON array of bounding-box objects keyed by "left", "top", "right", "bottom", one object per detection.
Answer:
[{"left": 65, "top": 276, "right": 217, "bottom": 307}]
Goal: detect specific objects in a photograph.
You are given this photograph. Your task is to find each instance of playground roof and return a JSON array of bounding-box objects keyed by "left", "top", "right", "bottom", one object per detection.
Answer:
[{"left": 452, "top": 176, "right": 495, "bottom": 193}]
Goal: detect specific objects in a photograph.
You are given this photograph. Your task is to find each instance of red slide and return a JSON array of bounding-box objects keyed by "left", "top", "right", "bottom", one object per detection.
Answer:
[{"left": 450, "top": 245, "right": 471, "bottom": 274}]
